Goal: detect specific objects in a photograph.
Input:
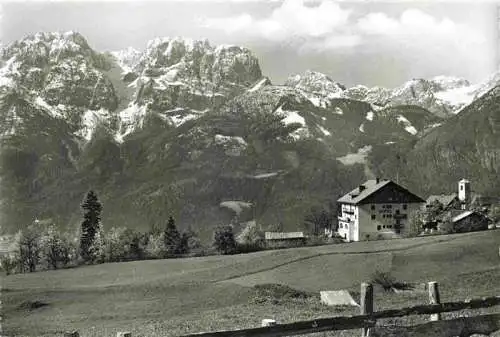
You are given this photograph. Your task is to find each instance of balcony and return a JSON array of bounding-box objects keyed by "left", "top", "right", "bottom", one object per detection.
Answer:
[{"left": 338, "top": 216, "right": 354, "bottom": 223}]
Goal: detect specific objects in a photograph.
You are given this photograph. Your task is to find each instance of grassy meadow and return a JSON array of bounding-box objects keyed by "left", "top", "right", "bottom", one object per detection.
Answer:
[{"left": 2, "top": 230, "right": 500, "bottom": 337}]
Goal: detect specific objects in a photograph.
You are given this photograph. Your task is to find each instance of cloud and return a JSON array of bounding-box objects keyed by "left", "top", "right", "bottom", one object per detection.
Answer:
[
  {"left": 0, "top": 4, "right": 3, "bottom": 40},
  {"left": 201, "top": 0, "right": 359, "bottom": 50},
  {"left": 357, "top": 9, "right": 486, "bottom": 52},
  {"left": 202, "top": 1, "right": 487, "bottom": 57}
]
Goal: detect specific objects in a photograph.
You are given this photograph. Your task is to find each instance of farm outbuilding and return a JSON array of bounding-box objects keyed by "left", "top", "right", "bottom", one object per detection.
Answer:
[{"left": 264, "top": 231, "right": 307, "bottom": 249}]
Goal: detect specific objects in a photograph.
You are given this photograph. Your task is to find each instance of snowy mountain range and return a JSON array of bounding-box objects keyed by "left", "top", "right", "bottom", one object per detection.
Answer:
[
  {"left": 1, "top": 31, "right": 499, "bottom": 235},
  {"left": 1, "top": 31, "right": 497, "bottom": 146}
]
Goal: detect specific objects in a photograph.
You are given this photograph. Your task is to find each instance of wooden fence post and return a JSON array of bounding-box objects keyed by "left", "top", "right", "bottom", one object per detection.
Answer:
[
  {"left": 360, "top": 282, "right": 374, "bottom": 337},
  {"left": 428, "top": 281, "right": 441, "bottom": 321}
]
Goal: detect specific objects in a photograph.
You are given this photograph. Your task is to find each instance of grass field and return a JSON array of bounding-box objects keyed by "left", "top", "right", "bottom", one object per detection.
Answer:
[{"left": 2, "top": 230, "right": 500, "bottom": 337}]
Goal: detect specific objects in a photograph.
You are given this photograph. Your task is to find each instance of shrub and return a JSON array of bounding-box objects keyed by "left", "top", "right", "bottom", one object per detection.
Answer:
[
  {"left": 213, "top": 225, "right": 237, "bottom": 255},
  {"left": 144, "top": 231, "right": 165, "bottom": 259},
  {"left": 371, "top": 270, "right": 411, "bottom": 292},
  {"left": 236, "top": 221, "right": 265, "bottom": 253},
  {"left": 305, "top": 235, "right": 332, "bottom": 247},
  {"left": 103, "top": 227, "right": 129, "bottom": 262},
  {"left": 40, "top": 225, "right": 72, "bottom": 270},
  {"left": 0, "top": 254, "right": 20, "bottom": 275},
  {"left": 251, "top": 283, "right": 314, "bottom": 304},
  {"left": 235, "top": 242, "right": 263, "bottom": 254}
]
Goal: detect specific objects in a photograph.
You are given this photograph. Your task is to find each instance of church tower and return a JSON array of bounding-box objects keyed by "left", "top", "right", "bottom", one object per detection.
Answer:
[{"left": 458, "top": 179, "right": 471, "bottom": 209}]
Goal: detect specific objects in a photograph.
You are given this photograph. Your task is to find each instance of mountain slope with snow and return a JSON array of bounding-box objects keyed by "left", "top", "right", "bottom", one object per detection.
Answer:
[{"left": 1, "top": 31, "right": 499, "bottom": 238}]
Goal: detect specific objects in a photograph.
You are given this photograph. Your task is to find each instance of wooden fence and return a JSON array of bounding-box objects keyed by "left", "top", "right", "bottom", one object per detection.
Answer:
[{"left": 64, "top": 281, "right": 500, "bottom": 337}]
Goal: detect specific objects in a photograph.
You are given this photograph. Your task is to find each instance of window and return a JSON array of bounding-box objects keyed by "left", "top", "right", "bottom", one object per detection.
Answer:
[
  {"left": 377, "top": 225, "right": 381, "bottom": 230},
  {"left": 371, "top": 214, "right": 376, "bottom": 220},
  {"left": 460, "top": 185, "right": 464, "bottom": 190},
  {"left": 403, "top": 204, "right": 408, "bottom": 210},
  {"left": 387, "top": 214, "right": 392, "bottom": 218},
  {"left": 345, "top": 224, "right": 349, "bottom": 229},
  {"left": 371, "top": 205, "right": 375, "bottom": 210},
  {"left": 340, "top": 223, "right": 343, "bottom": 229}
]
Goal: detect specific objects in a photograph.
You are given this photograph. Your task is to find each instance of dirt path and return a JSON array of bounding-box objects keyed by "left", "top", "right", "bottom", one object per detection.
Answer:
[{"left": 215, "top": 236, "right": 456, "bottom": 283}]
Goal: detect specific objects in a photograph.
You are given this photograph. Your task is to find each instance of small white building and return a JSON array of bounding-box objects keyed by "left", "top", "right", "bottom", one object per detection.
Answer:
[{"left": 336, "top": 178, "right": 425, "bottom": 242}]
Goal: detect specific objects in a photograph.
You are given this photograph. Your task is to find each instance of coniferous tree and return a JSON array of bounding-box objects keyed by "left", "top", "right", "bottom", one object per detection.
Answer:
[
  {"left": 163, "top": 216, "right": 181, "bottom": 257},
  {"left": 79, "top": 190, "right": 102, "bottom": 263}
]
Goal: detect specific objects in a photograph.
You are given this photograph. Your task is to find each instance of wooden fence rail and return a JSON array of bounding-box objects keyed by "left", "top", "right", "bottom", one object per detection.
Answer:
[
  {"left": 65, "top": 282, "right": 500, "bottom": 337},
  {"left": 180, "top": 297, "right": 500, "bottom": 337},
  {"left": 178, "top": 281, "right": 500, "bottom": 337}
]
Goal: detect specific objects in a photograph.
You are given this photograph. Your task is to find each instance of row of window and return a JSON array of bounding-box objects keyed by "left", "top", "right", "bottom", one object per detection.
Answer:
[
  {"left": 377, "top": 224, "right": 393, "bottom": 231},
  {"left": 370, "top": 204, "right": 408, "bottom": 211},
  {"left": 371, "top": 213, "right": 406, "bottom": 220}
]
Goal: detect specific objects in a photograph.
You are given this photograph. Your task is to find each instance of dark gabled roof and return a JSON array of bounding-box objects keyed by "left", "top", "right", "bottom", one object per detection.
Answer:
[
  {"left": 426, "top": 194, "right": 458, "bottom": 207},
  {"left": 337, "top": 179, "right": 424, "bottom": 205}
]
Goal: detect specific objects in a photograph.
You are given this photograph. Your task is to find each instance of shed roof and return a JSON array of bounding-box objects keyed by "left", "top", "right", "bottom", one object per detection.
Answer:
[{"left": 264, "top": 232, "right": 305, "bottom": 240}]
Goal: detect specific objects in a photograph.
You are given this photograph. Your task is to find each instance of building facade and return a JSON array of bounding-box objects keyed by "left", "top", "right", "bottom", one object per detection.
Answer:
[{"left": 337, "top": 178, "right": 425, "bottom": 242}]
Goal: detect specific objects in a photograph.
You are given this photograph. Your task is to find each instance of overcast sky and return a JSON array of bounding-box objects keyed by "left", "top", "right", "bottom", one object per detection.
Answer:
[{"left": 0, "top": 0, "right": 497, "bottom": 87}]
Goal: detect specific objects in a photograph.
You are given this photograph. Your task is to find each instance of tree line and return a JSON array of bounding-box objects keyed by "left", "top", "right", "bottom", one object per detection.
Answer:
[{"left": 0, "top": 190, "right": 290, "bottom": 275}]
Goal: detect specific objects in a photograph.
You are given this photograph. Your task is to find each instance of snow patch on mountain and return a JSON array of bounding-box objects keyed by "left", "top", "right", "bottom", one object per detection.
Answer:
[
  {"left": 317, "top": 125, "right": 331, "bottom": 136},
  {"left": 275, "top": 105, "right": 310, "bottom": 139},
  {"left": 251, "top": 172, "right": 279, "bottom": 179},
  {"left": 365, "top": 111, "right": 374, "bottom": 121},
  {"left": 337, "top": 145, "right": 372, "bottom": 165},
  {"left": 434, "top": 84, "right": 480, "bottom": 113},
  {"left": 116, "top": 103, "right": 147, "bottom": 142},
  {"left": 34, "top": 96, "right": 66, "bottom": 119},
  {"left": 306, "top": 94, "right": 329, "bottom": 109},
  {"left": 396, "top": 115, "right": 418, "bottom": 135},
  {"left": 78, "top": 108, "right": 112, "bottom": 141},
  {"left": 111, "top": 47, "right": 143, "bottom": 74},
  {"left": 214, "top": 134, "right": 247, "bottom": 146},
  {"left": 220, "top": 201, "right": 252, "bottom": 215},
  {"left": 168, "top": 112, "right": 200, "bottom": 127},
  {"left": 0, "top": 56, "right": 21, "bottom": 88},
  {"left": 248, "top": 77, "right": 271, "bottom": 92}
]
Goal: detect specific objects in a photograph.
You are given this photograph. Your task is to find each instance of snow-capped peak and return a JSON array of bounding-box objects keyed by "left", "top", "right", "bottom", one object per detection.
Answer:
[
  {"left": 111, "top": 46, "right": 143, "bottom": 74},
  {"left": 284, "top": 70, "right": 346, "bottom": 98}
]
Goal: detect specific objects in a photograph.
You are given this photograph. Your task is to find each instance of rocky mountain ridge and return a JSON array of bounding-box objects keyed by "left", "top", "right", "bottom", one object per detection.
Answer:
[{"left": 0, "top": 31, "right": 499, "bottom": 237}]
